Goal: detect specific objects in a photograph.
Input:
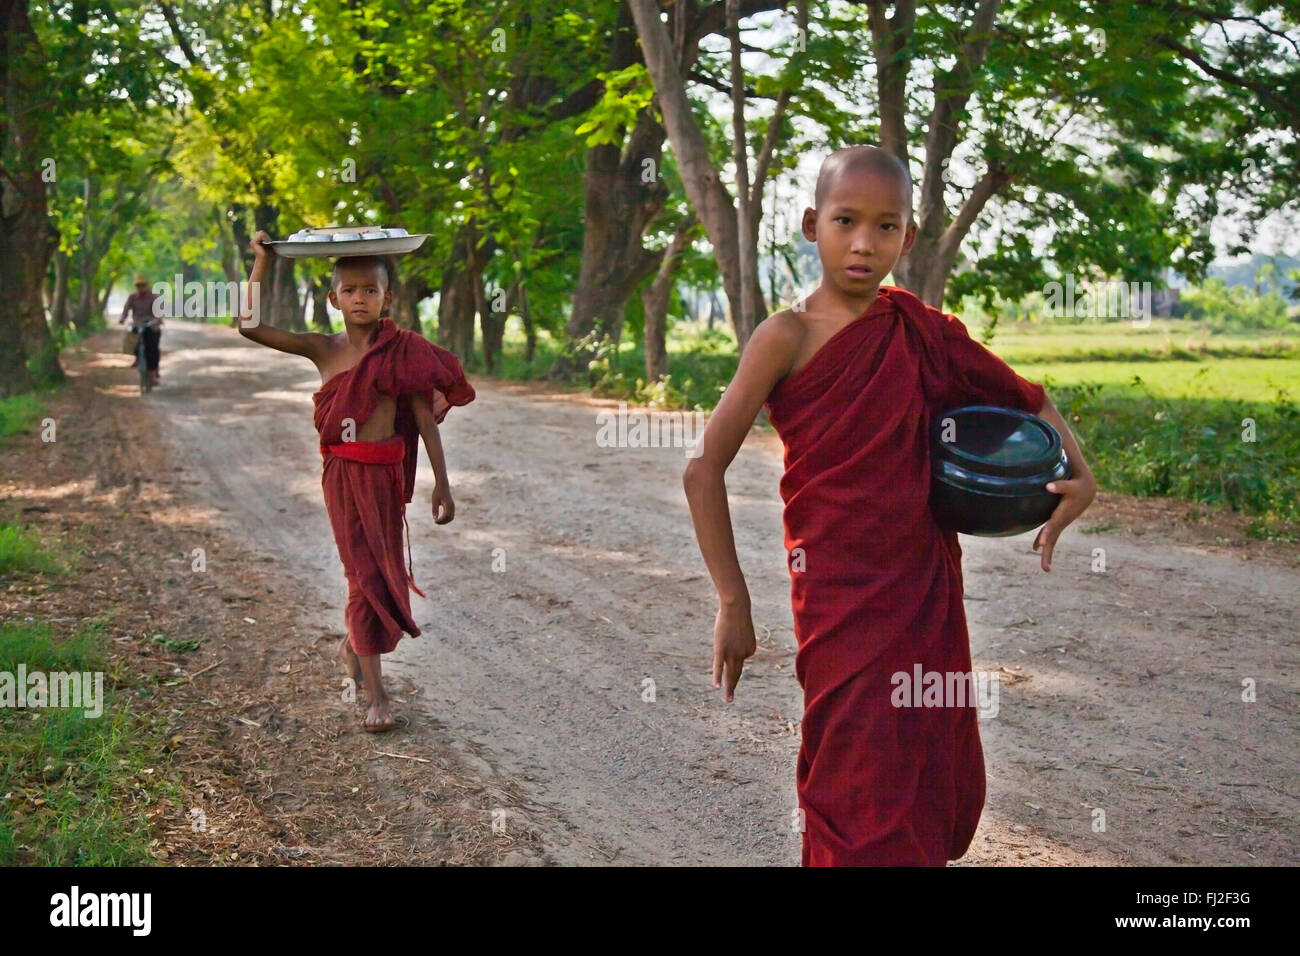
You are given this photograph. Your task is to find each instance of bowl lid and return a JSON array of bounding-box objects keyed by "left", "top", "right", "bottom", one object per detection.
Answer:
[{"left": 932, "top": 405, "right": 1063, "bottom": 478}]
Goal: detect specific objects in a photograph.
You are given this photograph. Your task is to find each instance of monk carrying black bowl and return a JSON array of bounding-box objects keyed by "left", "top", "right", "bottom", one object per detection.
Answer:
[{"left": 683, "top": 146, "right": 1097, "bottom": 866}]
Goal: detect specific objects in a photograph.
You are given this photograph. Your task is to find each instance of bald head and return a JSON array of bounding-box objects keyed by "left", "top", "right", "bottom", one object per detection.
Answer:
[{"left": 814, "top": 146, "right": 913, "bottom": 215}]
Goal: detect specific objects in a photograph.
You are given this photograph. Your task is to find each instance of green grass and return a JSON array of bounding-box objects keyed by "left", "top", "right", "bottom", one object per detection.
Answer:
[
  {"left": 0, "top": 514, "right": 177, "bottom": 865},
  {"left": 1012, "top": 358, "right": 1300, "bottom": 404},
  {"left": 0, "top": 523, "right": 65, "bottom": 576},
  {"left": 0, "top": 619, "right": 180, "bottom": 865},
  {"left": 984, "top": 318, "right": 1300, "bottom": 367},
  {"left": 0, "top": 393, "right": 46, "bottom": 439}
]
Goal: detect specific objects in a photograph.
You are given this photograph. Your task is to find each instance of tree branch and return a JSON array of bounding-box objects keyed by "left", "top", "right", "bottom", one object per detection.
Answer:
[{"left": 866, "top": 0, "right": 916, "bottom": 163}]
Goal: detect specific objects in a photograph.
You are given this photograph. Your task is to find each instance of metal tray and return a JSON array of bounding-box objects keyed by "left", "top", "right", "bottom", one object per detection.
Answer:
[{"left": 263, "top": 226, "right": 428, "bottom": 259}]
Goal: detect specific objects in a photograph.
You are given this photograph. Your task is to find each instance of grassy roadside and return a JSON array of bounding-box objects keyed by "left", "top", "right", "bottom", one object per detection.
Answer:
[
  {"left": 0, "top": 394, "right": 182, "bottom": 866},
  {"left": 481, "top": 317, "right": 1300, "bottom": 540}
]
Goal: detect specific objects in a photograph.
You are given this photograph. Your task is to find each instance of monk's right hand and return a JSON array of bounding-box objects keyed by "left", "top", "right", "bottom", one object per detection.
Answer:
[
  {"left": 713, "top": 602, "right": 756, "bottom": 703},
  {"left": 251, "top": 229, "right": 272, "bottom": 261}
]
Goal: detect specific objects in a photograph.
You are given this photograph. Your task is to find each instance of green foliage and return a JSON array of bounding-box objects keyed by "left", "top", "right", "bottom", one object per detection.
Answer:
[
  {"left": 1179, "top": 278, "right": 1291, "bottom": 330},
  {"left": 576, "top": 64, "right": 657, "bottom": 147}
]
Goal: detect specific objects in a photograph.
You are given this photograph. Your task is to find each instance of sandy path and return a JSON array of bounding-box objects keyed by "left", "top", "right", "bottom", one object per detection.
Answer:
[{"left": 146, "top": 320, "right": 1298, "bottom": 865}]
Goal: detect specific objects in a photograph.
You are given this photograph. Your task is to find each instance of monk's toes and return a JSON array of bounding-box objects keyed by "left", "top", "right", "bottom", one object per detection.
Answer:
[{"left": 362, "top": 705, "right": 395, "bottom": 733}]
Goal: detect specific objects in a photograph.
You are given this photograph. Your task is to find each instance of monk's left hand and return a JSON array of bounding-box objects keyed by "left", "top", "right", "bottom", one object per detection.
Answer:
[
  {"left": 1032, "top": 472, "right": 1097, "bottom": 573},
  {"left": 432, "top": 485, "right": 455, "bottom": 524}
]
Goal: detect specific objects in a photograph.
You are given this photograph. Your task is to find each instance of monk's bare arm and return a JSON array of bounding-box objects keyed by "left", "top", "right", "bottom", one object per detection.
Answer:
[
  {"left": 1032, "top": 394, "right": 1098, "bottom": 572},
  {"left": 683, "top": 312, "right": 803, "bottom": 699},
  {"left": 236, "top": 229, "right": 330, "bottom": 361},
  {"left": 411, "top": 393, "right": 454, "bottom": 524}
]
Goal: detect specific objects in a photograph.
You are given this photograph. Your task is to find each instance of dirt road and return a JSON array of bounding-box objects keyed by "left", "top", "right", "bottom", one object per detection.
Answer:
[{"left": 91, "top": 319, "right": 1300, "bottom": 864}]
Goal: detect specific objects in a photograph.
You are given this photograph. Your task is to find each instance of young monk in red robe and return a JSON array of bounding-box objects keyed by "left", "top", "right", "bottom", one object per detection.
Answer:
[
  {"left": 238, "top": 229, "right": 475, "bottom": 732},
  {"left": 683, "top": 147, "right": 1098, "bottom": 865}
]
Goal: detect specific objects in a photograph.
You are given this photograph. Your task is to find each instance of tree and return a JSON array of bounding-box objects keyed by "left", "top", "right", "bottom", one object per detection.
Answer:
[
  {"left": 628, "top": 0, "right": 805, "bottom": 352},
  {"left": 866, "top": 0, "right": 1300, "bottom": 307},
  {"left": 0, "top": 0, "right": 57, "bottom": 393}
]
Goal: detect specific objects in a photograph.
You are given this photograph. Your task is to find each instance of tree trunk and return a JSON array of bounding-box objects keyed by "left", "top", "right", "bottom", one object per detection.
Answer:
[
  {"left": 0, "top": 0, "right": 61, "bottom": 392},
  {"left": 270, "top": 256, "right": 302, "bottom": 331},
  {"left": 50, "top": 247, "right": 70, "bottom": 331},
  {"left": 727, "top": 0, "right": 761, "bottom": 352},
  {"left": 215, "top": 205, "right": 240, "bottom": 285},
  {"left": 554, "top": 14, "right": 670, "bottom": 378},
  {"left": 642, "top": 215, "right": 697, "bottom": 382},
  {"left": 519, "top": 280, "right": 536, "bottom": 363},
  {"left": 97, "top": 275, "right": 113, "bottom": 320},
  {"left": 437, "top": 247, "right": 477, "bottom": 364},
  {"left": 869, "top": 0, "right": 1004, "bottom": 307},
  {"left": 72, "top": 215, "right": 98, "bottom": 332},
  {"left": 311, "top": 277, "right": 332, "bottom": 332},
  {"left": 481, "top": 280, "right": 512, "bottom": 373},
  {"left": 391, "top": 273, "right": 429, "bottom": 331},
  {"left": 629, "top": 0, "right": 769, "bottom": 353}
]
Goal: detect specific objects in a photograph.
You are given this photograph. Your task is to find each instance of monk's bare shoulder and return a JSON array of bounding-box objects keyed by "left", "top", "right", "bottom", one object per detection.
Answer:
[
  {"left": 314, "top": 332, "right": 365, "bottom": 384},
  {"left": 747, "top": 309, "right": 807, "bottom": 382}
]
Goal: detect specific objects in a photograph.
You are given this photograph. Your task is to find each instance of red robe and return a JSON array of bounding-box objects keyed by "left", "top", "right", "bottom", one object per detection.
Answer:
[
  {"left": 763, "top": 286, "right": 1046, "bottom": 866},
  {"left": 313, "top": 318, "right": 475, "bottom": 657}
]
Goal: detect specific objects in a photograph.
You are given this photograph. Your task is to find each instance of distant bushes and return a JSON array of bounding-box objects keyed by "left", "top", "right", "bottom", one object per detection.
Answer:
[
  {"left": 1176, "top": 279, "right": 1293, "bottom": 330},
  {"left": 1052, "top": 379, "right": 1300, "bottom": 540}
]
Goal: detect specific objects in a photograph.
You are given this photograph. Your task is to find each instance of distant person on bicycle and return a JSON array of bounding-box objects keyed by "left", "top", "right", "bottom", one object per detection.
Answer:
[{"left": 120, "top": 273, "right": 164, "bottom": 387}]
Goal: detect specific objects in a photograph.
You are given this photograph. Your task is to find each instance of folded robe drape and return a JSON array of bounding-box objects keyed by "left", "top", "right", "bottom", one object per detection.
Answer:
[
  {"left": 313, "top": 317, "right": 475, "bottom": 657},
  {"left": 763, "top": 286, "right": 1046, "bottom": 866}
]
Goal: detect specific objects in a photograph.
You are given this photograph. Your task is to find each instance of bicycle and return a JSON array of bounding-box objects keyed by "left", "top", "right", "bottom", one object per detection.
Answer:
[{"left": 128, "top": 322, "right": 159, "bottom": 394}]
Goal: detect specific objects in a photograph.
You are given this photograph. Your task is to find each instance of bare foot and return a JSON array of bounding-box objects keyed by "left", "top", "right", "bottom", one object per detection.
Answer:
[
  {"left": 362, "top": 696, "right": 394, "bottom": 733},
  {"left": 337, "top": 635, "right": 362, "bottom": 686}
]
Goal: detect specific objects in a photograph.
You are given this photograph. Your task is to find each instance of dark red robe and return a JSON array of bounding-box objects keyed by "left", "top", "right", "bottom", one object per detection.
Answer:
[
  {"left": 313, "top": 318, "right": 475, "bottom": 657},
  {"left": 763, "top": 286, "right": 1046, "bottom": 866}
]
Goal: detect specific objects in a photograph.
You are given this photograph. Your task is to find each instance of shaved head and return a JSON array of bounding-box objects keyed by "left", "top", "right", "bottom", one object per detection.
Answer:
[
  {"left": 814, "top": 145, "right": 913, "bottom": 214},
  {"left": 331, "top": 255, "right": 394, "bottom": 292}
]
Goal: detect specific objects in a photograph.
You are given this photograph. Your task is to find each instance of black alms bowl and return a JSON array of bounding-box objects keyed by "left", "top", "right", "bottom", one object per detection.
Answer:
[{"left": 929, "top": 405, "right": 1071, "bottom": 537}]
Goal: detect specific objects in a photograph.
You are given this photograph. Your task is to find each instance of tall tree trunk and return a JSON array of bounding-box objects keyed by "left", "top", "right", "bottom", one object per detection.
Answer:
[
  {"left": 553, "top": 3, "right": 670, "bottom": 378},
  {"left": 518, "top": 280, "right": 536, "bottom": 364},
  {"left": 629, "top": 0, "right": 799, "bottom": 353},
  {"left": 481, "top": 280, "right": 514, "bottom": 373},
  {"left": 868, "top": 0, "right": 1004, "bottom": 306},
  {"left": 215, "top": 205, "right": 240, "bottom": 284},
  {"left": 270, "top": 256, "right": 302, "bottom": 330},
  {"left": 50, "top": 247, "right": 70, "bottom": 331},
  {"left": 97, "top": 275, "right": 113, "bottom": 320},
  {"left": 437, "top": 240, "right": 477, "bottom": 364},
  {"left": 391, "top": 273, "right": 429, "bottom": 331},
  {"left": 310, "top": 276, "right": 332, "bottom": 332},
  {"left": 642, "top": 215, "right": 697, "bottom": 382},
  {"left": 727, "top": 0, "right": 760, "bottom": 351},
  {"left": 0, "top": 0, "right": 61, "bottom": 392},
  {"left": 465, "top": 221, "right": 493, "bottom": 370}
]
